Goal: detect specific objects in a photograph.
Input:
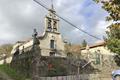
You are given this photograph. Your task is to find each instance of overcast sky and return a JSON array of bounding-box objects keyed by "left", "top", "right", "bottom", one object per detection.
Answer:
[{"left": 0, "top": 0, "right": 112, "bottom": 45}]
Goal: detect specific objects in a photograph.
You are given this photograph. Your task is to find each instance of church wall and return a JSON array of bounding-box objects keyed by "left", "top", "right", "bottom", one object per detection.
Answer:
[
  {"left": 19, "top": 40, "right": 33, "bottom": 52},
  {"left": 40, "top": 32, "right": 65, "bottom": 57},
  {"left": 11, "top": 42, "right": 23, "bottom": 54},
  {"left": 10, "top": 32, "right": 65, "bottom": 57}
]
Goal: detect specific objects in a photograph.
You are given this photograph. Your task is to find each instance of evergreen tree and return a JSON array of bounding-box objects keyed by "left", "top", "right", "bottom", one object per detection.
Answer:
[{"left": 82, "top": 39, "right": 87, "bottom": 47}]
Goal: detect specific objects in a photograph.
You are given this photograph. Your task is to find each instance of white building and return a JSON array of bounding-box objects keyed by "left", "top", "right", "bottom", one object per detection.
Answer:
[
  {"left": 80, "top": 41, "right": 119, "bottom": 73},
  {"left": 11, "top": 6, "right": 66, "bottom": 58}
]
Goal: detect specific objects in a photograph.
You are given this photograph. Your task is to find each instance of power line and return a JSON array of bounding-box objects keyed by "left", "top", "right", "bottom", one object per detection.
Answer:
[{"left": 33, "top": 0, "right": 102, "bottom": 40}]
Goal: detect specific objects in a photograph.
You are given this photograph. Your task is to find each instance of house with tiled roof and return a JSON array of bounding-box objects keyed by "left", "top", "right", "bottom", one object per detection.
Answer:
[{"left": 80, "top": 41, "right": 119, "bottom": 74}]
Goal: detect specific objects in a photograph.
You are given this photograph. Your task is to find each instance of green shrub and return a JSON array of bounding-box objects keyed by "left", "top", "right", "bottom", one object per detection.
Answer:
[{"left": 0, "top": 64, "right": 26, "bottom": 80}]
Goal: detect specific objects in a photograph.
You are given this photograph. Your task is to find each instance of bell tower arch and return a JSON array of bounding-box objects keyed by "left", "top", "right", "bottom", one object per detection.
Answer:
[{"left": 44, "top": 2, "right": 59, "bottom": 33}]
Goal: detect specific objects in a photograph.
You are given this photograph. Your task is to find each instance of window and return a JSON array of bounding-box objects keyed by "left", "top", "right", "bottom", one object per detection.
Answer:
[
  {"left": 95, "top": 53, "right": 100, "bottom": 64},
  {"left": 50, "top": 40, "right": 55, "bottom": 49},
  {"left": 49, "top": 52, "right": 55, "bottom": 56},
  {"left": 67, "top": 52, "right": 73, "bottom": 58}
]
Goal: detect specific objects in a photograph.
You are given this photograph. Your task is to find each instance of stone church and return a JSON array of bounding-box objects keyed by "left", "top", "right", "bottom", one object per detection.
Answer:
[{"left": 11, "top": 6, "right": 66, "bottom": 57}]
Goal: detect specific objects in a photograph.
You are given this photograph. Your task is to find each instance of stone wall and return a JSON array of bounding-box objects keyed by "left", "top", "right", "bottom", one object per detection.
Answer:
[
  {"left": 10, "top": 48, "right": 99, "bottom": 78},
  {"left": 10, "top": 49, "right": 69, "bottom": 78},
  {"left": 10, "top": 44, "right": 120, "bottom": 80},
  {"left": 33, "top": 74, "right": 112, "bottom": 80}
]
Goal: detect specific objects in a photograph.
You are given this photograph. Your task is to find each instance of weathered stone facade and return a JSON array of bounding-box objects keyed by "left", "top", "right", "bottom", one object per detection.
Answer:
[
  {"left": 80, "top": 41, "right": 120, "bottom": 80},
  {"left": 10, "top": 6, "right": 66, "bottom": 59}
]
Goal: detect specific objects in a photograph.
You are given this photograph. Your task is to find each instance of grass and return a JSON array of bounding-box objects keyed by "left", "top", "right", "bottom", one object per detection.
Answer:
[{"left": 0, "top": 64, "right": 26, "bottom": 80}]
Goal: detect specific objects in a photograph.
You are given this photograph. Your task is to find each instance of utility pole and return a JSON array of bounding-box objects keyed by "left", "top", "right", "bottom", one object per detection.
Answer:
[
  {"left": 76, "top": 59, "right": 80, "bottom": 80},
  {"left": 77, "top": 65, "right": 80, "bottom": 80}
]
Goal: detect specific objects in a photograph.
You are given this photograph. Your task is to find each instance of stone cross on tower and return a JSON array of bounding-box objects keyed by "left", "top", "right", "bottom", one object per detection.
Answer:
[{"left": 51, "top": 0, "right": 54, "bottom": 10}]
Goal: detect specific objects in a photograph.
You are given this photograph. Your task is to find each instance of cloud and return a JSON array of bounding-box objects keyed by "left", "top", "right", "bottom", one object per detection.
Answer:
[
  {"left": 0, "top": 0, "right": 109, "bottom": 45},
  {"left": 56, "top": 0, "right": 109, "bottom": 44},
  {"left": 0, "top": 0, "right": 47, "bottom": 44},
  {"left": 94, "top": 20, "right": 112, "bottom": 36}
]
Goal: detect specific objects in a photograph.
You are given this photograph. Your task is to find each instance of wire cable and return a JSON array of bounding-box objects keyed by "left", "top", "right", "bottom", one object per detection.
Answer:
[{"left": 33, "top": 0, "right": 102, "bottom": 40}]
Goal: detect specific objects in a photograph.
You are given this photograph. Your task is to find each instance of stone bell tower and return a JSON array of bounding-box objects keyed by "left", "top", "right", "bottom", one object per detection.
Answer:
[
  {"left": 44, "top": 1, "right": 59, "bottom": 33},
  {"left": 40, "top": 0, "right": 65, "bottom": 57}
]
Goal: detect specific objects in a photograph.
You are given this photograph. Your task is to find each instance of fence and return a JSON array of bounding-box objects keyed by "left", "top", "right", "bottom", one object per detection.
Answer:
[{"left": 37, "top": 74, "right": 112, "bottom": 80}]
